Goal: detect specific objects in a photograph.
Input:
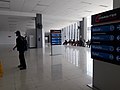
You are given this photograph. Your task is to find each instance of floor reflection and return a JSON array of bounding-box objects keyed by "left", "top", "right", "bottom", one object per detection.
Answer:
[
  {"left": 63, "top": 46, "right": 93, "bottom": 77},
  {"left": 86, "top": 49, "right": 93, "bottom": 77},
  {"left": 50, "top": 55, "right": 63, "bottom": 80},
  {"left": 51, "top": 64, "right": 63, "bottom": 80}
]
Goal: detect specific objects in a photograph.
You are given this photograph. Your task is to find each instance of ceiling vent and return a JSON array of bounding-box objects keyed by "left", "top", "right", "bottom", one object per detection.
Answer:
[{"left": 0, "top": 0, "right": 10, "bottom": 9}]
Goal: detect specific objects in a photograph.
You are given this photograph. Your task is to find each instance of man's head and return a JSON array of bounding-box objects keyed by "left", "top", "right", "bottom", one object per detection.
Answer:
[{"left": 15, "top": 31, "right": 21, "bottom": 36}]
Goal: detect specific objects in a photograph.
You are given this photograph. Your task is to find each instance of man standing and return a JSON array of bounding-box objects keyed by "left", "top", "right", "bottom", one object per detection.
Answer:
[{"left": 13, "top": 31, "right": 26, "bottom": 70}]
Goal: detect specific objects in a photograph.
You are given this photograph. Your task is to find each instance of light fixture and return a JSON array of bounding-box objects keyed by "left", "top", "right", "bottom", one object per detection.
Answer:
[
  {"left": 81, "top": 1, "right": 92, "bottom": 5},
  {"left": 99, "top": 5, "right": 108, "bottom": 7}
]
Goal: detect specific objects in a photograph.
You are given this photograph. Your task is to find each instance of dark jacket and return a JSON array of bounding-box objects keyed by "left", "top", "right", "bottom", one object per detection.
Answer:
[{"left": 16, "top": 36, "right": 25, "bottom": 51}]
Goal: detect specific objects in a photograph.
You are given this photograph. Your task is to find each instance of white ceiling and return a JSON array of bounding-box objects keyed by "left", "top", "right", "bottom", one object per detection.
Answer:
[{"left": 0, "top": 0, "right": 113, "bottom": 32}]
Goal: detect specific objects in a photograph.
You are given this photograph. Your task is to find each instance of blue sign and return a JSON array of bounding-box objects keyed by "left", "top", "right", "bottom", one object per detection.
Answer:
[
  {"left": 91, "top": 22, "right": 120, "bottom": 65},
  {"left": 52, "top": 34, "right": 61, "bottom": 37},
  {"left": 92, "top": 52, "right": 114, "bottom": 60},
  {"left": 92, "top": 25, "right": 114, "bottom": 32},
  {"left": 92, "top": 35, "right": 114, "bottom": 41},
  {"left": 91, "top": 45, "right": 114, "bottom": 52},
  {"left": 50, "top": 30, "right": 61, "bottom": 45}
]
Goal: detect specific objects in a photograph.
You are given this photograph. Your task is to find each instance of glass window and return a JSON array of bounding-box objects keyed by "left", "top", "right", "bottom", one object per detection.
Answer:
[
  {"left": 66, "top": 26, "right": 69, "bottom": 40},
  {"left": 69, "top": 25, "right": 71, "bottom": 40},
  {"left": 87, "top": 16, "right": 91, "bottom": 41},
  {"left": 74, "top": 23, "right": 77, "bottom": 41},
  {"left": 62, "top": 28, "right": 66, "bottom": 43},
  {"left": 87, "top": 27, "right": 91, "bottom": 40},
  {"left": 71, "top": 25, "right": 73, "bottom": 39},
  {"left": 71, "top": 24, "right": 74, "bottom": 40},
  {"left": 77, "top": 22, "right": 80, "bottom": 40}
]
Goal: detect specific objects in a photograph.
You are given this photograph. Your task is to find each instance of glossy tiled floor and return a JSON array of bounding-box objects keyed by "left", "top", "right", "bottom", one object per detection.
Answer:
[{"left": 0, "top": 44, "right": 93, "bottom": 90}]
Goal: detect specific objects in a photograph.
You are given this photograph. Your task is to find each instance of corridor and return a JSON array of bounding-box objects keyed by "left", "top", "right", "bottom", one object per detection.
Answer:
[{"left": 0, "top": 45, "right": 92, "bottom": 90}]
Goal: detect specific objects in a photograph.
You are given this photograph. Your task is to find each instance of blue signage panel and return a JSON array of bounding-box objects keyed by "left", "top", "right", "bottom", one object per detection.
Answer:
[
  {"left": 92, "top": 35, "right": 114, "bottom": 41},
  {"left": 92, "top": 52, "right": 114, "bottom": 60},
  {"left": 51, "top": 33, "right": 61, "bottom": 37},
  {"left": 91, "top": 45, "right": 114, "bottom": 52},
  {"left": 92, "top": 25, "right": 115, "bottom": 32},
  {"left": 91, "top": 22, "right": 120, "bottom": 65},
  {"left": 50, "top": 30, "right": 61, "bottom": 45}
]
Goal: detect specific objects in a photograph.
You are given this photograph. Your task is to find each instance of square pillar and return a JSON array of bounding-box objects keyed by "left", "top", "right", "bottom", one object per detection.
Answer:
[{"left": 35, "top": 14, "right": 43, "bottom": 48}]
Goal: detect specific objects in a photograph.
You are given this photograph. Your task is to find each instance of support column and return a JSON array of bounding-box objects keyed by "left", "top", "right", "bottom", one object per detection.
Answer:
[
  {"left": 35, "top": 14, "right": 43, "bottom": 48},
  {"left": 113, "top": 0, "right": 120, "bottom": 9},
  {"left": 80, "top": 21, "right": 83, "bottom": 38},
  {"left": 80, "top": 17, "right": 87, "bottom": 41}
]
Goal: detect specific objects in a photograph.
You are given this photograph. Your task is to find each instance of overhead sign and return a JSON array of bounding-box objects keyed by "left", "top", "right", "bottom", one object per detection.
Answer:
[
  {"left": 50, "top": 30, "right": 61, "bottom": 45},
  {"left": 92, "top": 8, "right": 120, "bottom": 25},
  {"left": 91, "top": 8, "right": 120, "bottom": 65}
]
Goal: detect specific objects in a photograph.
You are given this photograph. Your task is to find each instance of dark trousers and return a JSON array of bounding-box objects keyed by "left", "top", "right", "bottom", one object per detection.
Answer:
[{"left": 19, "top": 51, "right": 26, "bottom": 68}]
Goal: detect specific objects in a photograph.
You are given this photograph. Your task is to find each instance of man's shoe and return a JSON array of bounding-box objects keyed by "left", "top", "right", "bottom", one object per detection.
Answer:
[
  {"left": 20, "top": 67, "right": 26, "bottom": 70},
  {"left": 18, "top": 65, "right": 22, "bottom": 68}
]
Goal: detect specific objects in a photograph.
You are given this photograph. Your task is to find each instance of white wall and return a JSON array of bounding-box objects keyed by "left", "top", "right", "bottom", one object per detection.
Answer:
[
  {"left": 87, "top": 16, "right": 91, "bottom": 28},
  {"left": 0, "top": 15, "right": 35, "bottom": 45},
  {"left": 26, "top": 29, "right": 36, "bottom": 48},
  {"left": 0, "top": 31, "right": 15, "bottom": 44},
  {"left": 87, "top": 16, "right": 91, "bottom": 40},
  {"left": 42, "top": 29, "right": 45, "bottom": 48},
  {"left": 0, "top": 31, "right": 25, "bottom": 45}
]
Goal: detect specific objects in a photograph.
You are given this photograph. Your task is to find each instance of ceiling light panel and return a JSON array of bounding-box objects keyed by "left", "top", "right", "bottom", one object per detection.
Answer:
[
  {"left": 84, "top": 10, "right": 92, "bottom": 12},
  {"left": 8, "top": 20, "right": 18, "bottom": 23},
  {"left": 37, "top": 3, "right": 49, "bottom": 7},
  {"left": 99, "top": 5, "right": 108, "bottom": 7},
  {"left": 34, "top": 4, "right": 48, "bottom": 12},
  {"left": 38, "top": 0, "right": 55, "bottom": 6},
  {"left": 0, "top": 0, "right": 10, "bottom": 9},
  {"left": 81, "top": 1, "right": 92, "bottom": 5}
]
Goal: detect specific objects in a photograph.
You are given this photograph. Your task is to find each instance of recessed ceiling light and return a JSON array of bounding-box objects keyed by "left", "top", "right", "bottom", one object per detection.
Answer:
[
  {"left": 32, "top": 10, "right": 42, "bottom": 13},
  {"left": 81, "top": 1, "right": 92, "bottom": 5},
  {"left": 99, "top": 5, "right": 108, "bottom": 7},
  {"left": 84, "top": 10, "right": 92, "bottom": 12},
  {"left": 37, "top": 3, "right": 49, "bottom": 7}
]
